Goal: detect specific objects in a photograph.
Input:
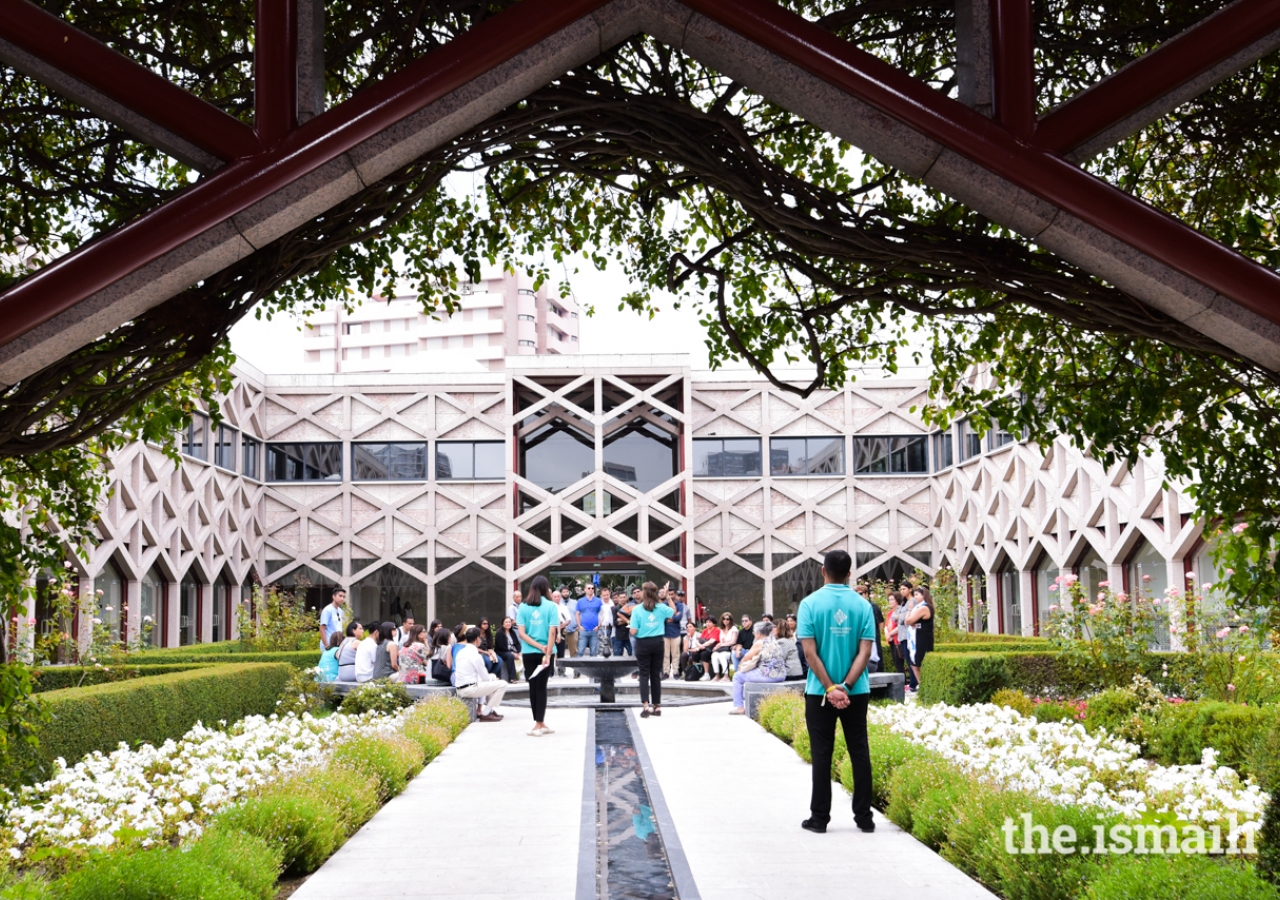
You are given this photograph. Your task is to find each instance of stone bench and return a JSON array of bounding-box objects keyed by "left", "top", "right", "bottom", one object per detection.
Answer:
[{"left": 744, "top": 672, "right": 906, "bottom": 721}]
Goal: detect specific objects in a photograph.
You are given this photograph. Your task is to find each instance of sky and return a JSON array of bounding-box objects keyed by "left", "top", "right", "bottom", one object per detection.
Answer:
[{"left": 228, "top": 257, "right": 714, "bottom": 374}]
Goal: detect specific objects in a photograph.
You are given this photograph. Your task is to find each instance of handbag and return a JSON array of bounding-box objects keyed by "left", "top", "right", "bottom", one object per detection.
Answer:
[
  {"left": 683, "top": 663, "right": 704, "bottom": 681},
  {"left": 430, "top": 658, "right": 451, "bottom": 682}
]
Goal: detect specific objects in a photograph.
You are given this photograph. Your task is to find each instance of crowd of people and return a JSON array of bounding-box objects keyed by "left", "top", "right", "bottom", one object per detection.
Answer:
[{"left": 313, "top": 567, "right": 935, "bottom": 732}]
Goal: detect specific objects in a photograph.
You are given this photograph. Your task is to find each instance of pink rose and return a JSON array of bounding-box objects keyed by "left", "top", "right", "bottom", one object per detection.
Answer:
[
  {"left": 1216, "top": 627, "right": 1230, "bottom": 639},
  {"left": 1225, "top": 568, "right": 1235, "bottom": 576},
  {"left": 1228, "top": 683, "right": 1236, "bottom": 691},
  {"left": 1233, "top": 523, "right": 1248, "bottom": 534},
  {"left": 1063, "top": 574, "right": 1078, "bottom": 584},
  {"left": 1048, "top": 585, "right": 1057, "bottom": 592},
  {"left": 1049, "top": 604, "right": 1059, "bottom": 612},
  {"left": 1142, "top": 574, "right": 1151, "bottom": 582},
  {"left": 26, "top": 617, "right": 35, "bottom": 627},
  {"left": 1099, "top": 580, "right": 1111, "bottom": 588},
  {"left": 1239, "top": 625, "right": 1250, "bottom": 634},
  {"left": 1202, "top": 583, "right": 1213, "bottom": 591}
]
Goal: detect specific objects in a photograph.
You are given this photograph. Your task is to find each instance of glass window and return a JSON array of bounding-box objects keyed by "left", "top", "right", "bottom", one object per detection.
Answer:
[
  {"left": 998, "top": 569, "right": 1021, "bottom": 636},
  {"left": 932, "top": 431, "right": 954, "bottom": 470},
  {"left": 139, "top": 568, "right": 163, "bottom": 647},
  {"left": 692, "top": 438, "right": 762, "bottom": 477},
  {"left": 1033, "top": 558, "right": 1058, "bottom": 631},
  {"left": 266, "top": 443, "right": 342, "bottom": 481},
  {"left": 242, "top": 437, "right": 260, "bottom": 480},
  {"left": 437, "top": 441, "right": 505, "bottom": 481},
  {"left": 959, "top": 419, "right": 982, "bottom": 461},
  {"left": 1075, "top": 548, "right": 1108, "bottom": 600},
  {"left": 180, "top": 576, "right": 199, "bottom": 645},
  {"left": 989, "top": 425, "right": 1016, "bottom": 450},
  {"left": 93, "top": 564, "right": 124, "bottom": 644},
  {"left": 212, "top": 581, "right": 228, "bottom": 642},
  {"left": 520, "top": 424, "right": 594, "bottom": 492},
  {"left": 213, "top": 425, "right": 237, "bottom": 470},
  {"left": 853, "top": 436, "right": 928, "bottom": 474},
  {"left": 603, "top": 422, "right": 677, "bottom": 492},
  {"left": 181, "top": 414, "right": 208, "bottom": 460},
  {"left": 770, "top": 436, "right": 845, "bottom": 476},
  {"left": 352, "top": 442, "right": 429, "bottom": 480},
  {"left": 518, "top": 340, "right": 536, "bottom": 348}
]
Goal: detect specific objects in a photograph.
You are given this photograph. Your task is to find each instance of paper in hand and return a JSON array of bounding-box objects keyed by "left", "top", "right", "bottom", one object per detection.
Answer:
[{"left": 530, "top": 661, "right": 550, "bottom": 680}]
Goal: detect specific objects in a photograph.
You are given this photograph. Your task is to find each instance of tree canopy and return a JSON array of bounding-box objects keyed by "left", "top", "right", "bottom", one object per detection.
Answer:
[{"left": 3, "top": 0, "right": 1280, "bottom": 610}]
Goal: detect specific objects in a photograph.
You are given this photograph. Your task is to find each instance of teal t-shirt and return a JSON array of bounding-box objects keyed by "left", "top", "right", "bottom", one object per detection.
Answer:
[
  {"left": 796, "top": 584, "right": 876, "bottom": 696},
  {"left": 629, "top": 603, "right": 673, "bottom": 639},
  {"left": 516, "top": 600, "right": 559, "bottom": 654}
]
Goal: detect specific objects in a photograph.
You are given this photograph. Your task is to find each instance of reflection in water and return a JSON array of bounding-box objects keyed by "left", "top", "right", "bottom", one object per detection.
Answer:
[{"left": 595, "top": 711, "right": 677, "bottom": 899}]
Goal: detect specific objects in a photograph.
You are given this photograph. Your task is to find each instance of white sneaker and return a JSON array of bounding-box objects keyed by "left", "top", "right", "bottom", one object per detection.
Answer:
[
  {"left": 528, "top": 726, "right": 544, "bottom": 736},
  {"left": 536, "top": 724, "right": 555, "bottom": 736}
]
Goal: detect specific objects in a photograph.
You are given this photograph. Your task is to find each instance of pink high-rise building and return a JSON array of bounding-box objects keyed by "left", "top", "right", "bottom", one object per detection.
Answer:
[{"left": 301, "top": 269, "right": 580, "bottom": 372}]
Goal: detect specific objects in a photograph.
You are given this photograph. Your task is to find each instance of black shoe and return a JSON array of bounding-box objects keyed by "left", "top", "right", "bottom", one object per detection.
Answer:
[
  {"left": 801, "top": 818, "right": 827, "bottom": 834},
  {"left": 640, "top": 706, "right": 651, "bottom": 718},
  {"left": 856, "top": 821, "right": 876, "bottom": 833},
  {"left": 651, "top": 707, "right": 661, "bottom": 716}
]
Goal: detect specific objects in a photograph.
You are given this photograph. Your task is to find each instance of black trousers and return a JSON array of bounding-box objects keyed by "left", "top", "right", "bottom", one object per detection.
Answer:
[
  {"left": 523, "top": 652, "right": 551, "bottom": 722},
  {"left": 634, "top": 636, "right": 665, "bottom": 705},
  {"left": 678, "top": 647, "right": 713, "bottom": 674},
  {"left": 499, "top": 651, "right": 518, "bottom": 682},
  {"left": 805, "top": 692, "right": 873, "bottom": 827}
]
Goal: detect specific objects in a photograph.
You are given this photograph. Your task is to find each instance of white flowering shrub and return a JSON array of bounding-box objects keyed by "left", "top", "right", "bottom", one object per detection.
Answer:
[
  {"left": 0, "top": 709, "right": 415, "bottom": 861},
  {"left": 868, "top": 702, "right": 1269, "bottom": 837}
]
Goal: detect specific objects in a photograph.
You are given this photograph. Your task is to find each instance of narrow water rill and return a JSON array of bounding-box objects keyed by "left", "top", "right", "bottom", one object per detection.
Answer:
[{"left": 593, "top": 711, "right": 679, "bottom": 900}]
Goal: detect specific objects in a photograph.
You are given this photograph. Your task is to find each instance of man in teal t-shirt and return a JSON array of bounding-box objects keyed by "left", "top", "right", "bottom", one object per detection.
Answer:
[{"left": 795, "top": 549, "right": 876, "bottom": 834}]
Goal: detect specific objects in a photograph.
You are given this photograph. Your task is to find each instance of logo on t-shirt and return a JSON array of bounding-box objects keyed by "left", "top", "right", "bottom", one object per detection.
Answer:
[{"left": 834, "top": 609, "right": 847, "bottom": 626}]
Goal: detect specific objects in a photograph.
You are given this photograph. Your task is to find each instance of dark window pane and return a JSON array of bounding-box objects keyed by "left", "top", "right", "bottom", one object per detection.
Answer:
[
  {"left": 243, "top": 438, "right": 260, "bottom": 480},
  {"left": 854, "top": 437, "right": 890, "bottom": 474},
  {"left": 520, "top": 425, "right": 594, "bottom": 492},
  {"left": 889, "top": 436, "right": 928, "bottom": 473},
  {"left": 352, "top": 443, "right": 428, "bottom": 480},
  {"left": 183, "top": 415, "right": 208, "bottom": 460},
  {"left": 602, "top": 423, "right": 676, "bottom": 492},
  {"left": 769, "top": 438, "right": 807, "bottom": 475},
  {"left": 266, "top": 443, "right": 342, "bottom": 481},
  {"left": 214, "top": 426, "right": 236, "bottom": 470},
  {"left": 473, "top": 442, "right": 505, "bottom": 480},
  {"left": 693, "top": 438, "right": 761, "bottom": 477},
  {"left": 932, "top": 432, "right": 953, "bottom": 470}
]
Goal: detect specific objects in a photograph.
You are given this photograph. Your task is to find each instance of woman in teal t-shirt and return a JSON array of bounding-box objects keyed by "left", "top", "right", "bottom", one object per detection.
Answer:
[
  {"left": 516, "top": 575, "right": 559, "bottom": 737},
  {"left": 629, "top": 582, "right": 673, "bottom": 718}
]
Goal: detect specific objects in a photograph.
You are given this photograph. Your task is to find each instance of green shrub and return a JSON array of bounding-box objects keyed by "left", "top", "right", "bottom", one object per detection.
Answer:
[
  {"left": 31, "top": 663, "right": 216, "bottom": 693},
  {"left": 1084, "top": 854, "right": 1280, "bottom": 900},
  {"left": 338, "top": 681, "right": 413, "bottom": 716},
  {"left": 330, "top": 734, "right": 424, "bottom": 801},
  {"left": 125, "top": 650, "right": 318, "bottom": 669},
  {"left": 54, "top": 846, "right": 256, "bottom": 900},
  {"left": 991, "top": 688, "right": 1035, "bottom": 717},
  {"left": 275, "top": 667, "right": 337, "bottom": 717},
  {"left": 918, "top": 652, "right": 1012, "bottom": 705},
  {"left": 0, "top": 874, "right": 53, "bottom": 900},
  {"left": 867, "top": 724, "right": 928, "bottom": 808},
  {"left": 758, "top": 692, "right": 804, "bottom": 740},
  {"left": 791, "top": 723, "right": 812, "bottom": 763},
  {"left": 402, "top": 719, "right": 452, "bottom": 764},
  {"left": 938, "top": 632, "right": 1050, "bottom": 645},
  {"left": 22, "top": 663, "right": 293, "bottom": 775},
  {"left": 185, "top": 826, "right": 282, "bottom": 900},
  {"left": 410, "top": 697, "right": 471, "bottom": 740},
  {"left": 213, "top": 784, "right": 344, "bottom": 877},
  {"left": 944, "top": 784, "right": 1103, "bottom": 900},
  {"left": 1145, "top": 701, "right": 1280, "bottom": 776},
  {"left": 1032, "top": 700, "right": 1081, "bottom": 724},
  {"left": 1082, "top": 688, "right": 1148, "bottom": 744},
  {"left": 885, "top": 753, "right": 963, "bottom": 848},
  {"left": 326, "top": 765, "right": 381, "bottom": 833},
  {"left": 934, "top": 641, "right": 1051, "bottom": 654}
]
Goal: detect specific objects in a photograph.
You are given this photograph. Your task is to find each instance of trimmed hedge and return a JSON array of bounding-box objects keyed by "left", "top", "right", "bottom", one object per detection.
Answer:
[
  {"left": 918, "top": 649, "right": 1226, "bottom": 705},
  {"left": 933, "top": 640, "right": 1053, "bottom": 654},
  {"left": 122, "top": 650, "right": 318, "bottom": 669},
  {"left": 936, "top": 631, "right": 1051, "bottom": 645},
  {"left": 24, "top": 663, "right": 293, "bottom": 772},
  {"left": 31, "top": 663, "right": 216, "bottom": 693}
]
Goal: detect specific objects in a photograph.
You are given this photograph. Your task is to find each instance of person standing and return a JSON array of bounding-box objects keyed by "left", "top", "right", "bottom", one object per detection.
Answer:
[
  {"left": 454, "top": 626, "right": 508, "bottom": 722},
  {"left": 662, "top": 587, "right": 685, "bottom": 679},
  {"left": 628, "top": 582, "right": 673, "bottom": 718},
  {"left": 506, "top": 589, "right": 522, "bottom": 624},
  {"left": 599, "top": 589, "right": 614, "bottom": 650},
  {"left": 796, "top": 549, "right": 876, "bottom": 835},
  {"left": 562, "top": 589, "right": 580, "bottom": 660},
  {"left": 577, "top": 585, "right": 603, "bottom": 657},
  {"left": 906, "top": 587, "right": 935, "bottom": 688},
  {"left": 517, "top": 575, "right": 559, "bottom": 737},
  {"left": 319, "top": 587, "right": 347, "bottom": 649},
  {"left": 611, "top": 590, "right": 636, "bottom": 657}
]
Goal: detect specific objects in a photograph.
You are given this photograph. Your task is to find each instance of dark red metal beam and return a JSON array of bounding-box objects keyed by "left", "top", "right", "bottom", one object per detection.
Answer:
[
  {"left": 1037, "top": 0, "right": 1280, "bottom": 156},
  {"left": 0, "top": 0, "right": 261, "bottom": 162},
  {"left": 990, "top": 0, "right": 1036, "bottom": 140},
  {"left": 682, "top": 0, "right": 1280, "bottom": 327},
  {"left": 0, "top": 0, "right": 608, "bottom": 348},
  {"left": 255, "top": 0, "right": 298, "bottom": 144}
]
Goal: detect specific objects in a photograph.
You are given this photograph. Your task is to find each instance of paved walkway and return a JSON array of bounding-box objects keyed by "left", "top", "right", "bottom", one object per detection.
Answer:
[
  {"left": 289, "top": 708, "right": 589, "bottom": 900},
  {"left": 294, "top": 701, "right": 994, "bottom": 900}
]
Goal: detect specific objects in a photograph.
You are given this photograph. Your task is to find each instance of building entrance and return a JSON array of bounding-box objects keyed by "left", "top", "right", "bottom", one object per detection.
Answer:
[{"left": 547, "top": 568, "right": 646, "bottom": 597}]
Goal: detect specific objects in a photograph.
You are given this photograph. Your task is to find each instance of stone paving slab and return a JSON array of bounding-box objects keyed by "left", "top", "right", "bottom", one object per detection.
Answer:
[
  {"left": 633, "top": 703, "right": 998, "bottom": 900},
  {"left": 288, "top": 708, "right": 589, "bottom": 900}
]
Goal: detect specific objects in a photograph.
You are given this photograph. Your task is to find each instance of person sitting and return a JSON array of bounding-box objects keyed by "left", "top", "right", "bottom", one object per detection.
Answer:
[
  {"left": 711, "top": 613, "right": 738, "bottom": 682},
  {"left": 729, "top": 621, "right": 787, "bottom": 714},
  {"left": 496, "top": 616, "right": 522, "bottom": 683},
  {"left": 396, "top": 624, "right": 430, "bottom": 684},
  {"left": 336, "top": 621, "right": 363, "bottom": 682},
  {"left": 775, "top": 617, "right": 804, "bottom": 681},
  {"left": 454, "top": 626, "right": 508, "bottom": 722},
  {"left": 478, "top": 618, "right": 504, "bottom": 676},
  {"left": 354, "top": 623, "right": 379, "bottom": 683},
  {"left": 732, "top": 614, "right": 755, "bottom": 670},
  {"left": 317, "top": 631, "right": 342, "bottom": 682},
  {"left": 429, "top": 626, "right": 454, "bottom": 684},
  {"left": 679, "top": 620, "right": 715, "bottom": 678},
  {"left": 372, "top": 621, "right": 399, "bottom": 680},
  {"left": 398, "top": 616, "right": 417, "bottom": 646},
  {"left": 785, "top": 613, "right": 808, "bottom": 677}
]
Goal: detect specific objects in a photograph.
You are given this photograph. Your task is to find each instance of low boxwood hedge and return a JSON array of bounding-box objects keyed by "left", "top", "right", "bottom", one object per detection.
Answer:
[
  {"left": 121, "top": 650, "right": 318, "bottom": 669},
  {"left": 24, "top": 663, "right": 293, "bottom": 773},
  {"left": 933, "top": 640, "right": 1054, "bottom": 654},
  {"left": 936, "top": 631, "right": 1051, "bottom": 645},
  {"left": 32, "top": 663, "right": 216, "bottom": 693}
]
